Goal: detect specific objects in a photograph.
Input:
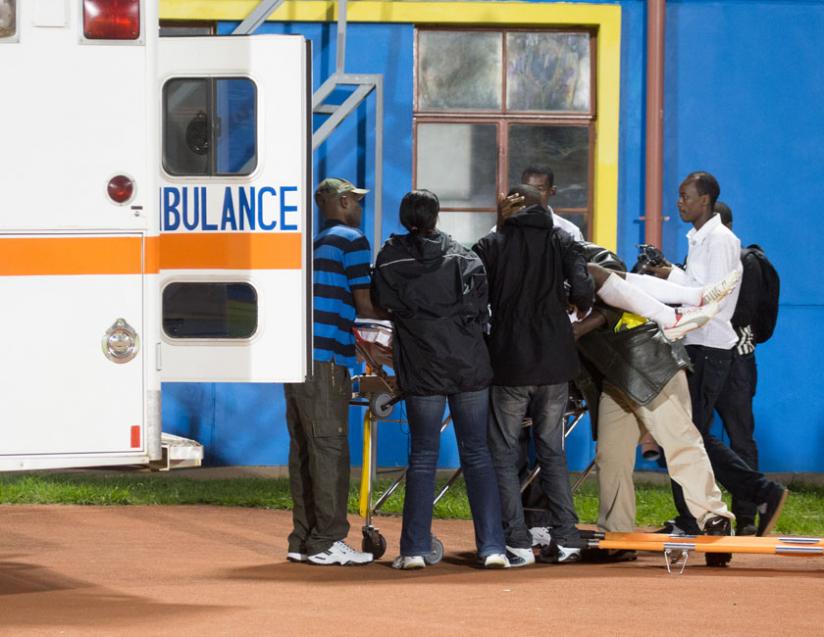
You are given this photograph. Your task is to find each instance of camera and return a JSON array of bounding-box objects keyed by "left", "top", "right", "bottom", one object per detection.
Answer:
[{"left": 636, "top": 243, "right": 666, "bottom": 268}]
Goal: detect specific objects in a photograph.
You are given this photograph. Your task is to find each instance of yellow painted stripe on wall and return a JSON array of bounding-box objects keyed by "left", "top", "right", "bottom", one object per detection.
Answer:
[{"left": 160, "top": 1, "right": 621, "bottom": 251}]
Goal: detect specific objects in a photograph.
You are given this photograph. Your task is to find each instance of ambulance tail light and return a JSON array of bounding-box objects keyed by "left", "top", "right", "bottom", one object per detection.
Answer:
[
  {"left": 108, "top": 174, "right": 135, "bottom": 204},
  {"left": 83, "top": 0, "right": 140, "bottom": 40},
  {"left": 0, "top": 0, "right": 15, "bottom": 38}
]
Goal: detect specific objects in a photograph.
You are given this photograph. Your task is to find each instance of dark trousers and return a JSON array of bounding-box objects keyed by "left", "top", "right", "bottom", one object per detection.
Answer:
[
  {"left": 672, "top": 345, "right": 770, "bottom": 532},
  {"left": 401, "top": 389, "right": 505, "bottom": 558},
  {"left": 715, "top": 352, "right": 759, "bottom": 526},
  {"left": 284, "top": 361, "right": 351, "bottom": 555},
  {"left": 488, "top": 384, "right": 579, "bottom": 547}
]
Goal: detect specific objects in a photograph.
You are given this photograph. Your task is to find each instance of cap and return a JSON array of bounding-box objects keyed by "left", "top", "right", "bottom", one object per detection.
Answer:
[{"left": 315, "top": 177, "right": 369, "bottom": 198}]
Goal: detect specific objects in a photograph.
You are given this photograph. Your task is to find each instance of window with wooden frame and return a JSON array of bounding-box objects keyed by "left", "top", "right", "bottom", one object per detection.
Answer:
[{"left": 414, "top": 27, "right": 596, "bottom": 245}]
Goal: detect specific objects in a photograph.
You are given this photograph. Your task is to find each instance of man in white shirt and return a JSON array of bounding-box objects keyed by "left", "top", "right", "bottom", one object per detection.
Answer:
[
  {"left": 640, "top": 172, "right": 787, "bottom": 550},
  {"left": 521, "top": 166, "right": 585, "bottom": 242}
]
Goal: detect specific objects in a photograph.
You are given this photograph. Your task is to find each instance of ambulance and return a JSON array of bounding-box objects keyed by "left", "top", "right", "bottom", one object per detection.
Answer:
[{"left": 0, "top": 0, "right": 311, "bottom": 470}]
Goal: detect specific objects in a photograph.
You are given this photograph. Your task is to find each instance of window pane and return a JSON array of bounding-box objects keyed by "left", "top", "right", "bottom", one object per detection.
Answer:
[
  {"left": 163, "top": 283, "right": 258, "bottom": 339},
  {"left": 417, "top": 123, "right": 497, "bottom": 209},
  {"left": 418, "top": 31, "right": 502, "bottom": 111},
  {"left": 438, "top": 211, "right": 497, "bottom": 247},
  {"left": 506, "top": 32, "right": 591, "bottom": 112},
  {"left": 0, "top": 0, "right": 16, "bottom": 38},
  {"left": 508, "top": 125, "right": 590, "bottom": 209},
  {"left": 163, "top": 79, "right": 211, "bottom": 176},
  {"left": 216, "top": 79, "right": 257, "bottom": 175}
]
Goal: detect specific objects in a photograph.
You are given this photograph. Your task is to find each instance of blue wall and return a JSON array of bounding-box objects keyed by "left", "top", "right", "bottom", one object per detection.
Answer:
[{"left": 164, "top": 0, "right": 824, "bottom": 472}]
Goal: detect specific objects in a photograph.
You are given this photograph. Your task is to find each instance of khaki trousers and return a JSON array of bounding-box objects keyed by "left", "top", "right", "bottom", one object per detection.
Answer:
[{"left": 596, "top": 371, "right": 732, "bottom": 532}]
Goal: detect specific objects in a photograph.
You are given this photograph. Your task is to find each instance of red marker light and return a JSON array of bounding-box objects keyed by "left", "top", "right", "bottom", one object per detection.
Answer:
[
  {"left": 107, "top": 175, "right": 134, "bottom": 204},
  {"left": 83, "top": 0, "right": 140, "bottom": 40}
]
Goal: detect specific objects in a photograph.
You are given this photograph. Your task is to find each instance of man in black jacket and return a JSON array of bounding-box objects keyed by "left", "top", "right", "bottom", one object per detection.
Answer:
[{"left": 474, "top": 185, "right": 594, "bottom": 565}]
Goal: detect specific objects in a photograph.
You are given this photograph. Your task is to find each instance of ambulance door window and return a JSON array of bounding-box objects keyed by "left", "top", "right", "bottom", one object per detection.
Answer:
[
  {"left": 0, "top": 0, "right": 17, "bottom": 39},
  {"left": 162, "top": 282, "right": 258, "bottom": 339},
  {"left": 162, "top": 78, "right": 257, "bottom": 177}
]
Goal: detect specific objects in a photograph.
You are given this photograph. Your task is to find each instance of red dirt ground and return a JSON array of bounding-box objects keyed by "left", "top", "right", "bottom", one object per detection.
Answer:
[{"left": 1, "top": 505, "right": 822, "bottom": 636}]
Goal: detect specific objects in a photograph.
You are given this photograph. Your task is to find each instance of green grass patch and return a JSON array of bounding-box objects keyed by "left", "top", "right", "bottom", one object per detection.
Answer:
[{"left": 1, "top": 473, "right": 823, "bottom": 536}]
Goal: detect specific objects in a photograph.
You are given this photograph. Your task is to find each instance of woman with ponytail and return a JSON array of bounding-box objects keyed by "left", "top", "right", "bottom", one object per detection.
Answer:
[{"left": 372, "top": 190, "right": 508, "bottom": 570}]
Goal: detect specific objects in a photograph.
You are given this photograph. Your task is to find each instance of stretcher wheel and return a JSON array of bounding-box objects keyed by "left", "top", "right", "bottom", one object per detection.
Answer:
[
  {"left": 362, "top": 528, "right": 387, "bottom": 559},
  {"left": 705, "top": 552, "right": 732, "bottom": 568},
  {"left": 369, "top": 393, "right": 395, "bottom": 419},
  {"left": 425, "top": 536, "right": 444, "bottom": 565}
]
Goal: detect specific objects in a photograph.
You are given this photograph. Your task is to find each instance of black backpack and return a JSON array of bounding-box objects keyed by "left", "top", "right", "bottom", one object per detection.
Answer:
[{"left": 739, "top": 245, "right": 780, "bottom": 343}]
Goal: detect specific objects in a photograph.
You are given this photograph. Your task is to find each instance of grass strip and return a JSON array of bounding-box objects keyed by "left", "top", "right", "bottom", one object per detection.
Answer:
[{"left": 1, "top": 473, "right": 823, "bottom": 535}]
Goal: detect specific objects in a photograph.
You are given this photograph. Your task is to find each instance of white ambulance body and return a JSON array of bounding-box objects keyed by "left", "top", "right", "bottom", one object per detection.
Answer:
[{"left": 0, "top": 0, "right": 311, "bottom": 471}]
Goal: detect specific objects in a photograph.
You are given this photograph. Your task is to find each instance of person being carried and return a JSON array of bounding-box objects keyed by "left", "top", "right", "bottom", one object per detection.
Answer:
[
  {"left": 571, "top": 245, "right": 735, "bottom": 563},
  {"left": 474, "top": 184, "right": 594, "bottom": 566},
  {"left": 284, "top": 178, "right": 384, "bottom": 567}
]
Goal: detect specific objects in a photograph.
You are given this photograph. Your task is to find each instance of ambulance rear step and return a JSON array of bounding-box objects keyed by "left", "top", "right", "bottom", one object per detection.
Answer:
[{"left": 150, "top": 433, "right": 204, "bottom": 472}]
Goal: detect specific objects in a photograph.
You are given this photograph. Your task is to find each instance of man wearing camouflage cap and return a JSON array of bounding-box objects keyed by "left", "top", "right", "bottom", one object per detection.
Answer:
[{"left": 284, "top": 177, "right": 384, "bottom": 566}]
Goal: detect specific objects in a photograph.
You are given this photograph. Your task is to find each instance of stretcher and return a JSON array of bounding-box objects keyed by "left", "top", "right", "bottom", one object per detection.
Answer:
[
  {"left": 351, "top": 320, "right": 591, "bottom": 561},
  {"left": 581, "top": 529, "right": 824, "bottom": 573}
]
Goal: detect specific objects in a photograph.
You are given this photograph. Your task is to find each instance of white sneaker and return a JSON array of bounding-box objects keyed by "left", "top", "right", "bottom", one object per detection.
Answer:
[
  {"left": 391, "top": 555, "right": 426, "bottom": 570},
  {"left": 663, "top": 301, "right": 720, "bottom": 340},
  {"left": 529, "top": 526, "right": 553, "bottom": 548},
  {"left": 505, "top": 546, "right": 535, "bottom": 568},
  {"left": 701, "top": 269, "right": 741, "bottom": 305},
  {"left": 307, "top": 541, "right": 373, "bottom": 566},
  {"left": 482, "top": 553, "right": 510, "bottom": 569},
  {"left": 286, "top": 551, "right": 307, "bottom": 563}
]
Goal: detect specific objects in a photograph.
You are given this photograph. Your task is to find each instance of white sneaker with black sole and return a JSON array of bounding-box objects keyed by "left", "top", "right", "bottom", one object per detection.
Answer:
[
  {"left": 392, "top": 555, "right": 426, "bottom": 570},
  {"left": 505, "top": 546, "right": 535, "bottom": 568},
  {"left": 286, "top": 551, "right": 307, "bottom": 563},
  {"left": 307, "top": 541, "right": 373, "bottom": 566},
  {"left": 529, "top": 526, "right": 553, "bottom": 548}
]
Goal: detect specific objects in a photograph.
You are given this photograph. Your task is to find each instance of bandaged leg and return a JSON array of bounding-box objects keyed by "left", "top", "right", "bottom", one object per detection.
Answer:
[
  {"left": 597, "top": 273, "right": 677, "bottom": 328},
  {"left": 625, "top": 272, "right": 702, "bottom": 306}
]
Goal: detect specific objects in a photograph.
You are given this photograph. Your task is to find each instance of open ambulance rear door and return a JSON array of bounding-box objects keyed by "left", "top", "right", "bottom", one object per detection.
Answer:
[{"left": 155, "top": 35, "right": 311, "bottom": 383}]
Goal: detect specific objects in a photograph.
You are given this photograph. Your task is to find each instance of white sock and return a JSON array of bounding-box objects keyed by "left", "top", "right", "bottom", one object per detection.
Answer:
[
  {"left": 625, "top": 272, "right": 702, "bottom": 306},
  {"left": 597, "top": 274, "right": 677, "bottom": 328}
]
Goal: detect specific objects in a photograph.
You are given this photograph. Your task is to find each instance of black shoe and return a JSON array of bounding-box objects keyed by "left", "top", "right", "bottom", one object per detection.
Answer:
[
  {"left": 704, "top": 515, "right": 732, "bottom": 536},
  {"left": 703, "top": 515, "right": 732, "bottom": 567},
  {"left": 736, "top": 523, "right": 757, "bottom": 536},
  {"left": 757, "top": 483, "right": 789, "bottom": 536},
  {"left": 537, "top": 536, "right": 588, "bottom": 564},
  {"left": 655, "top": 519, "right": 697, "bottom": 535}
]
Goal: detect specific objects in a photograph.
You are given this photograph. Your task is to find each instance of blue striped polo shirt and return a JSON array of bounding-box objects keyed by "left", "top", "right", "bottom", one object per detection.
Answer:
[{"left": 314, "top": 220, "right": 372, "bottom": 369}]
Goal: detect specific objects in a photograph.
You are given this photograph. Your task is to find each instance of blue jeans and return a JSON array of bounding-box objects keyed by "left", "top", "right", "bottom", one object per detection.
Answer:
[{"left": 401, "top": 389, "right": 506, "bottom": 558}]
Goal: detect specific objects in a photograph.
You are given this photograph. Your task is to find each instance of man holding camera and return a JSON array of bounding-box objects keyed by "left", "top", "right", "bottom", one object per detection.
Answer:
[{"left": 639, "top": 172, "right": 787, "bottom": 552}]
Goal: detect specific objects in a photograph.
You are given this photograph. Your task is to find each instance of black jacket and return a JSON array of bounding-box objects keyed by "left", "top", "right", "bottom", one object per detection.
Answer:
[
  {"left": 473, "top": 205, "right": 594, "bottom": 386},
  {"left": 371, "top": 230, "right": 493, "bottom": 396},
  {"left": 577, "top": 304, "right": 691, "bottom": 407}
]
